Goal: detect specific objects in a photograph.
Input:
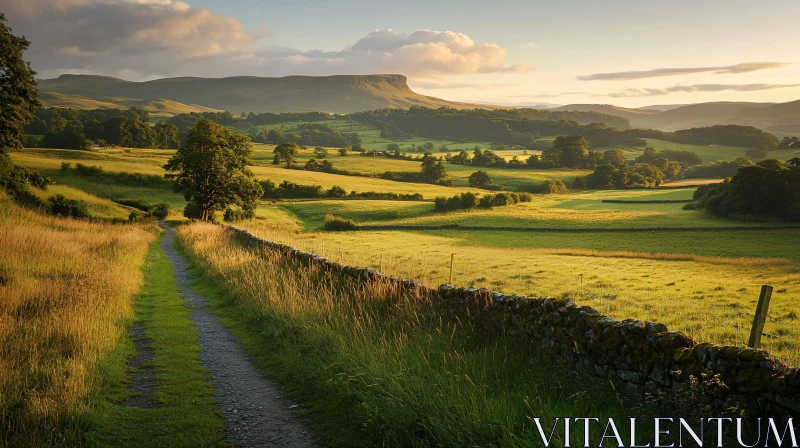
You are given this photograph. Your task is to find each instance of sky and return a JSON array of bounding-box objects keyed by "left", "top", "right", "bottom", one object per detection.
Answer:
[{"left": 3, "top": 0, "right": 800, "bottom": 108}]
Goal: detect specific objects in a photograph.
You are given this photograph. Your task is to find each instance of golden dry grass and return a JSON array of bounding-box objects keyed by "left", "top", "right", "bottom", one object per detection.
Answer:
[{"left": 0, "top": 194, "right": 157, "bottom": 446}]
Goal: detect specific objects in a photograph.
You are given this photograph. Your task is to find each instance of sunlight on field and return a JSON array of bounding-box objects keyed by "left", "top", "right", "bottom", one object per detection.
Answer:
[
  {"left": 237, "top": 218, "right": 800, "bottom": 366},
  {"left": 28, "top": 184, "right": 132, "bottom": 220},
  {"left": 176, "top": 222, "right": 627, "bottom": 445},
  {"left": 0, "top": 194, "right": 156, "bottom": 443}
]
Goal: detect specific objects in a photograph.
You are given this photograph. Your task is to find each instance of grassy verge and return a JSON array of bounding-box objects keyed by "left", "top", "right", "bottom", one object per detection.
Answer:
[
  {"left": 174, "top": 222, "right": 664, "bottom": 447},
  {"left": 0, "top": 194, "right": 155, "bottom": 447},
  {"left": 83, "top": 234, "right": 224, "bottom": 447}
]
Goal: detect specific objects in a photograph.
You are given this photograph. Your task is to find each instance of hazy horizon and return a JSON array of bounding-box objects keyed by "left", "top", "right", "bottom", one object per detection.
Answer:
[{"left": 3, "top": 0, "right": 799, "bottom": 108}]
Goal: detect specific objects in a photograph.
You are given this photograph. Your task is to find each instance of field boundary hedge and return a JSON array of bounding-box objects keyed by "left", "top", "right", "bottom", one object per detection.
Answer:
[
  {"left": 225, "top": 224, "right": 799, "bottom": 419},
  {"left": 355, "top": 224, "right": 800, "bottom": 232}
]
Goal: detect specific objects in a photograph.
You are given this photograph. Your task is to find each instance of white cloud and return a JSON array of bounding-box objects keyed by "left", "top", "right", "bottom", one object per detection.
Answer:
[
  {"left": 2, "top": 2, "right": 531, "bottom": 80},
  {"left": 579, "top": 62, "right": 789, "bottom": 81},
  {"left": 607, "top": 83, "right": 800, "bottom": 97},
  {"left": 526, "top": 42, "right": 538, "bottom": 49}
]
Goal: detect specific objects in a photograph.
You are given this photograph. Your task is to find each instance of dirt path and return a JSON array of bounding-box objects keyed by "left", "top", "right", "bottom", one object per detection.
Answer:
[{"left": 159, "top": 224, "right": 322, "bottom": 448}]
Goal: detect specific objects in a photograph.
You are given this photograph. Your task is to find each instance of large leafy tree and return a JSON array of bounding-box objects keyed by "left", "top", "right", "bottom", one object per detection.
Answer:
[
  {"left": 420, "top": 152, "right": 447, "bottom": 184},
  {"left": 0, "top": 13, "right": 44, "bottom": 196},
  {"left": 164, "top": 119, "right": 263, "bottom": 221},
  {"left": 0, "top": 13, "right": 39, "bottom": 153},
  {"left": 273, "top": 142, "right": 299, "bottom": 167}
]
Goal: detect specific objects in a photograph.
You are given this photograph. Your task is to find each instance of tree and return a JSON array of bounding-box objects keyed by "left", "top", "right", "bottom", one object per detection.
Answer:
[
  {"left": 154, "top": 123, "right": 180, "bottom": 149},
  {"left": 420, "top": 153, "right": 447, "bottom": 184},
  {"left": 468, "top": 171, "right": 493, "bottom": 188},
  {"left": 542, "top": 135, "right": 589, "bottom": 168},
  {"left": 0, "top": 14, "right": 40, "bottom": 154},
  {"left": 314, "top": 146, "right": 328, "bottom": 158},
  {"left": 602, "top": 148, "right": 627, "bottom": 167},
  {"left": 746, "top": 147, "right": 768, "bottom": 159},
  {"left": 0, "top": 13, "right": 41, "bottom": 195},
  {"left": 163, "top": 119, "right": 263, "bottom": 221},
  {"left": 273, "top": 142, "right": 299, "bottom": 167},
  {"left": 41, "top": 119, "right": 91, "bottom": 150},
  {"left": 338, "top": 146, "right": 349, "bottom": 156},
  {"left": 636, "top": 147, "right": 657, "bottom": 163}
]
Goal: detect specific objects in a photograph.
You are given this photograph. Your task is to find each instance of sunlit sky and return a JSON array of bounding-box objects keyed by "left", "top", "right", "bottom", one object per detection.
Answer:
[{"left": 3, "top": 0, "right": 800, "bottom": 107}]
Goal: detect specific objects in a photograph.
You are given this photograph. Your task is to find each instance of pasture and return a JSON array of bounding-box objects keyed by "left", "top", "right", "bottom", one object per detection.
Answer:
[{"left": 10, "top": 145, "right": 800, "bottom": 367}]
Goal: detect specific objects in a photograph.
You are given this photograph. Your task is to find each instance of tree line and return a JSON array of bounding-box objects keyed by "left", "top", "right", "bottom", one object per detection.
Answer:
[
  {"left": 348, "top": 107, "right": 642, "bottom": 149},
  {"left": 25, "top": 107, "right": 179, "bottom": 150},
  {"left": 253, "top": 123, "right": 361, "bottom": 148},
  {"left": 689, "top": 158, "right": 800, "bottom": 222}
]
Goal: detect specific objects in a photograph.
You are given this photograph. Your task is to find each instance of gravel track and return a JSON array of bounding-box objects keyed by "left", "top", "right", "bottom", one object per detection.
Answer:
[{"left": 159, "top": 224, "right": 322, "bottom": 447}]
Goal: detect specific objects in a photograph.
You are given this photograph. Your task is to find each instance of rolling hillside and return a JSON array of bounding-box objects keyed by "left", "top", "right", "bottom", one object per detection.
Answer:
[
  {"left": 556, "top": 101, "right": 800, "bottom": 136},
  {"left": 38, "top": 91, "right": 222, "bottom": 118},
  {"left": 37, "top": 74, "right": 488, "bottom": 115}
]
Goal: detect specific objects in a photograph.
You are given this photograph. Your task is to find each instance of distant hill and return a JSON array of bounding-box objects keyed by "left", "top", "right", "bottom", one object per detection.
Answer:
[
  {"left": 555, "top": 101, "right": 800, "bottom": 137},
  {"left": 39, "top": 91, "right": 222, "bottom": 118},
  {"left": 37, "top": 74, "right": 489, "bottom": 115}
]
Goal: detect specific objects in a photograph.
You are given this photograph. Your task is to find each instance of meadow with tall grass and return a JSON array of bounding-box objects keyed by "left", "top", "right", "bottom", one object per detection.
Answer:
[
  {"left": 175, "top": 221, "right": 655, "bottom": 447},
  {"left": 0, "top": 194, "right": 156, "bottom": 446}
]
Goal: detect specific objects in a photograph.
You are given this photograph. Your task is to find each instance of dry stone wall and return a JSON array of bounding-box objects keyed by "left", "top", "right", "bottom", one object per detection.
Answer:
[{"left": 226, "top": 225, "right": 800, "bottom": 419}]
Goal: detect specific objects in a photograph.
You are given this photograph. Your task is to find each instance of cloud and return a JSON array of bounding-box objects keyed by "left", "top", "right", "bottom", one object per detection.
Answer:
[
  {"left": 607, "top": 83, "right": 800, "bottom": 97},
  {"left": 2, "top": 2, "right": 530, "bottom": 80},
  {"left": 314, "top": 29, "right": 532, "bottom": 76},
  {"left": 526, "top": 42, "right": 538, "bottom": 49},
  {"left": 2, "top": 0, "right": 261, "bottom": 78},
  {"left": 578, "top": 62, "right": 789, "bottom": 81}
]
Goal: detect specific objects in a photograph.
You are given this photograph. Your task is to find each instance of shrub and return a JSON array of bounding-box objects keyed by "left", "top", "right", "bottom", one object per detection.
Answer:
[
  {"left": 327, "top": 186, "right": 347, "bottom": 198},
  {"left": 434, "top": 196, "right": 447, "bottom": 212},
  {"left": 74, "top": 163, "right": 104, "bottom": 176},
  {"left": 314, "top": 146, "right": 328, "bottom": 158},
  {"left": 518, "top": 192, "right": 533, "bottom": 202},
  {"left": 323, "top": 214, "right": 357, "bottom": 231},
  {"left": 60, "top": 162, "right": 71, "bottom": 171},
  {"left": 538, "top": 180, "right": 569, "bottom": 194},
  {"left": 183, "top": 202, "right": 203, "bottom": 220},
  {"left": 47, "top": 194, "right": 89, "bottom": 218},
  {"left": 223, "top": 206, "right": 255, "bottom": 222},
  {"left": 151, "top": 202, "right": 171, "bottom": 220},
  {"left": 338, "top": 147, "right": 349, "bottom": 156},
  {"left": 128, "top": 210, "right": 149, "bottom": 222},
  {"left": 468, "top": 171, "right": 493, "bottom": 188}
]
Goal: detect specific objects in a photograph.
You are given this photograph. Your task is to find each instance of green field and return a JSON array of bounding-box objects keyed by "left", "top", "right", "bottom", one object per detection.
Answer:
[{"left": 11, "top": 145, "right": 800, "bottom": 366}]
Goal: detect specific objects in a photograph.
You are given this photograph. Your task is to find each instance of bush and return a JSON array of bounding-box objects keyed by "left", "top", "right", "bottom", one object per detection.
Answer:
[
  {"left": 183, "top": 202, "right": 203, "bottom": 220},
  {"left": 47, "top": 194, "right": 89, "bottom": 218},
  {"left": 60, "top": 162, "right": 71, "bottom": 171},
  {"left": 128, "top": 210, "right": 149, "bottom": 222},
  {"left": 151, "top": 202, "right": 171, "bottom": 220},
  {"left": 323, "top": 214, "right": 357, "bottom": 231},
  {"left": 327, "top": 186, "right": 347, "bottom": 198},
  {"left": 537, "top": 180, "right": 569, "bottom": 194},
  {"left": 223, "top": 206, "right": 255, "bottom": 222},
  {"left": 338, "top": 147, "right": 349, "bottom": 156}
]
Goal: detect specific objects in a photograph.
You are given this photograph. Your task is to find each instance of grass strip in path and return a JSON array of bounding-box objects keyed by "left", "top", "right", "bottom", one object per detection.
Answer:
[{"left": 83, "top": 233, "right": 224, "bottom": 447}]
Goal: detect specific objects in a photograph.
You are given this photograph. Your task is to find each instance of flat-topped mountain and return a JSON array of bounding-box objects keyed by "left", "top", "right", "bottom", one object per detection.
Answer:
[{"left": 37, "top": 74, "right": 485, "bottom": 115}]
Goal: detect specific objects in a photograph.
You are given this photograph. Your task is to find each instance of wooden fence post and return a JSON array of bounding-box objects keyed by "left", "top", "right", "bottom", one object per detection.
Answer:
[
  {"left": 748, "top": 285, "right": 773, "bottom": 349},
  {"left": 448, "top": 253, "right": 455, "bottom": 285}
]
